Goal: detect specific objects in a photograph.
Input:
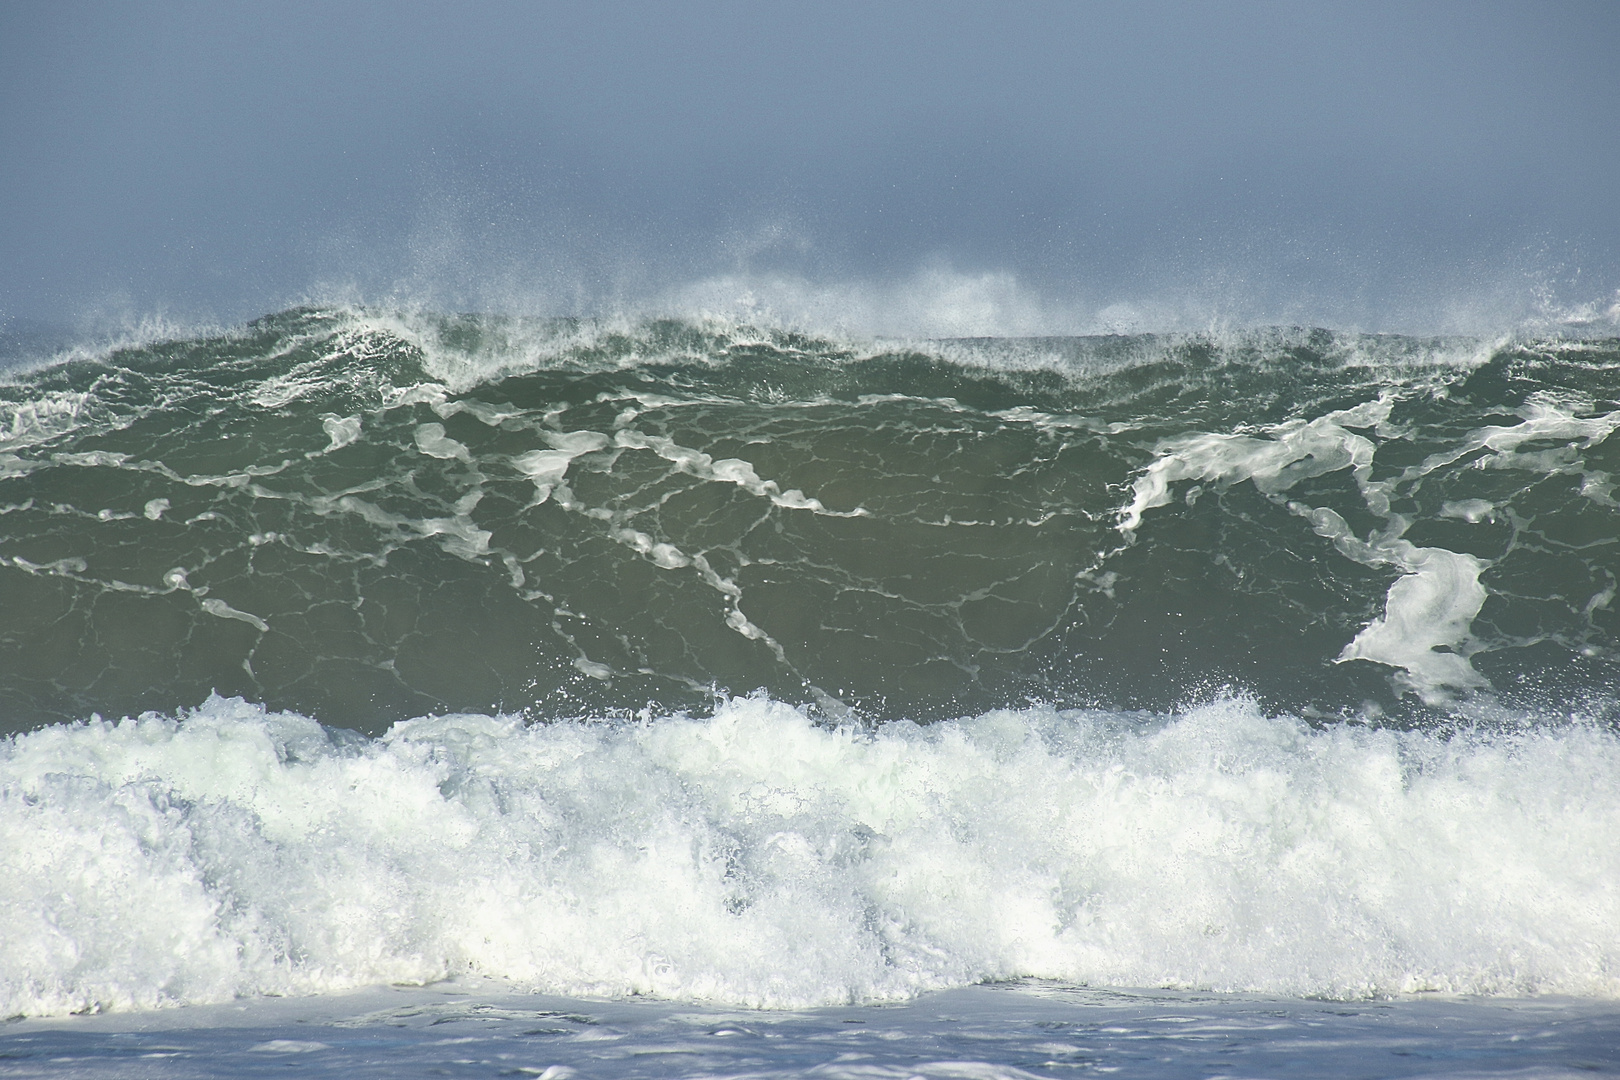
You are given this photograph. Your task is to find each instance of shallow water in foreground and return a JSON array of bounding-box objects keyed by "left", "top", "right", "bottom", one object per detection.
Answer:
[{"left": 6, "top": 980, "right": 1619, "bottom": 1080}]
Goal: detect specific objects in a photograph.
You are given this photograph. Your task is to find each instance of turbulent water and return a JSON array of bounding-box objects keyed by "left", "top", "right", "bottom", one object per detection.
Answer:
[{"left": 2, "top": 307, "right": 1619, "bottom": 1021}]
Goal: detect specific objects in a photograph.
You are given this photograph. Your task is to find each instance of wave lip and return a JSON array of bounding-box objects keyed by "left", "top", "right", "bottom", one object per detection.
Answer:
[{"left": 3, "top": 693, "right": 1618, "bottom": 1017}]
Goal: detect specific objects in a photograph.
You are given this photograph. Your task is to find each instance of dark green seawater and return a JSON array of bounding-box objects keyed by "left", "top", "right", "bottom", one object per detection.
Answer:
[{"left": 2, "top": 308, "right": 1617, "bottom": 733}]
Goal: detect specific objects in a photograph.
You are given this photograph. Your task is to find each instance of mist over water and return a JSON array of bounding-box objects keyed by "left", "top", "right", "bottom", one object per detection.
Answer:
[{"left": 5, "top": 2, "right": 1619, "bottom": 336}]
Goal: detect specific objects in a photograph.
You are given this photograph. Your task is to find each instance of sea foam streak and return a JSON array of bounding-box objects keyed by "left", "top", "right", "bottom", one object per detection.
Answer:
[
  {"left": 4, "top": 309, "right": 1617, "bottom": 729},
  {"left": 3, "top": 694, "right": 1618, "bottom": 1018}
]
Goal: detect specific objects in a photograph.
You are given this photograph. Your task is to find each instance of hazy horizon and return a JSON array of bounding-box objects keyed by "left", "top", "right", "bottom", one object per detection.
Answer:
[{"left": 3, "top": 0, "right": 1618, "bottom": 337}]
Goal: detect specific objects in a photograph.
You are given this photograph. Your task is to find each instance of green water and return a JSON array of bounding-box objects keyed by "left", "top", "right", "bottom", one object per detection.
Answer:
[{"left": 0, "top": 309, "right": 1615, "bottom": 732}]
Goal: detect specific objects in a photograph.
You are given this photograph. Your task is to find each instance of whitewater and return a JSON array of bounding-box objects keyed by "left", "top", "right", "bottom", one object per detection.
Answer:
[
  {"left": 6, "top": 693, "right": 1620, "bottom": 1016},
  {"left": 2, "top": 306, "right": 1619, "bottom": 1077}
]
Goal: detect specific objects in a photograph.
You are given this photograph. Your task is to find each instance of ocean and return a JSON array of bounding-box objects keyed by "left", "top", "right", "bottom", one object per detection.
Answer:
[{"left": 2, "top": 306, "right": 1618, "bottom": 1077}]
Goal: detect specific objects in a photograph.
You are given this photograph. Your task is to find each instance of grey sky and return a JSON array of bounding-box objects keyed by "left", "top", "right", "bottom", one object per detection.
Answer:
[{"left": 3, "top": 0, "right": 1618, "bottom": 333}]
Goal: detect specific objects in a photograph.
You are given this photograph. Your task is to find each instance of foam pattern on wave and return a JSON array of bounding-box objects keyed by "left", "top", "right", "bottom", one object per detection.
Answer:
[{"left": 3, "top": 695, "right": 1618, "bottom": 1017}]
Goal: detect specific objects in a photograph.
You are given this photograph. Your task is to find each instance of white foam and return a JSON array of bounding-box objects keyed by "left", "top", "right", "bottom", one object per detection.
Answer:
[
  {"left": 298, "top": 301, "right": 1526, "bottom": 414},
  {"left": 1416, "top": 398, "right": 1620, "bottom": 478},
  {"left": 611, "top": 428, "right": 865, "bottom": 516},
  {"left": 1118, "top": 399, "right": 1392, "bottom": 535},
  {"left": 608, "top": 526, "right": 691, "bottom": 569},
  {"left": 1581, "top": 471, "right": 1618, "bottom": 507},
  {"left": 1423, "top": 399, "right": 1620, "bottom": 512},
  {"left": 1334, "top": 557, "right": 1485, "bottom": 697},
  {"left": 1117, "top": 395, "right": 1506, "bottom": 701},
  {"left": 1439, "top": 499, "right": 1496, "bottom": 523},
  {"left": 414, "top": 423, "right": 471, "bottom": 462},
  {"left": 511, "top": 431, "right": 611, "bottom": 505},
  {"left": 3, "top": 695, "right": 1618, "bottom": 1018},
  {"left": 0, "top": 390, "right": 94, "bottom": 452},
  {"left": 294, "top": 489, "right": 493, "bottom": 563},
  {"left": 319, "top": 414, "right": 362, "bottom": 453},
  {"left": 199, "top": 597, "right": 270, "bottom": 633}
]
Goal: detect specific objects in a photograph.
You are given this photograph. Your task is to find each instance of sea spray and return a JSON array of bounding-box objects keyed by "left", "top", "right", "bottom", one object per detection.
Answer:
[{"left": 3, "top": 693, "right": 1619, "bottom": 1017}]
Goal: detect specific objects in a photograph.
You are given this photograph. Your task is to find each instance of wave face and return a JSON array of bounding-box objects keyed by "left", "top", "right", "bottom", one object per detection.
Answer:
[
  {"left": 1, "top": 308, "right": 1617, "bottom": 729},
  {"left": 2, "top": 307, "right": 1620, "bottom": 1015}
]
